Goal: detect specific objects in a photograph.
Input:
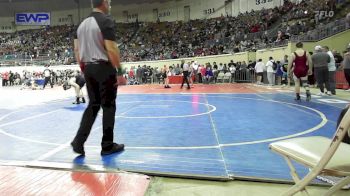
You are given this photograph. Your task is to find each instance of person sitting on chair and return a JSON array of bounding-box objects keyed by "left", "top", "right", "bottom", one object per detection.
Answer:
[{"left": 204, "top": 67, "right": 214, "bottom": 84}]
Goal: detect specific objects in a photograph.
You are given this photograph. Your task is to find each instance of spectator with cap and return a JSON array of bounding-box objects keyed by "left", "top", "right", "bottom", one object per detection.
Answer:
[
  {"left": 312, "top": 45, "right": 331, "bottom": 96},
  {"left": 71, "top": 0, "right": 124, "bottom": 156}
]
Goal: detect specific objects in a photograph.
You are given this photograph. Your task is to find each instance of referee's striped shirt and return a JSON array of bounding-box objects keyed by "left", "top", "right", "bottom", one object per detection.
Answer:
[{"left": 75, "top": 12, "right": 116, "bottom": 63}]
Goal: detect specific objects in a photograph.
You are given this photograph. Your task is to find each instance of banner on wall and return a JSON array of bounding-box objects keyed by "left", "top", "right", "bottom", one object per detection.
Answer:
[{"left": 15, "top": 12, "right": 51, "bottom": 26}]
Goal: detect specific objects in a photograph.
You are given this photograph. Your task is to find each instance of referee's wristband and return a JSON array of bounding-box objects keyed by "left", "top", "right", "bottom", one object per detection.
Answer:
[{"left": 116, "top": 67, "right": 123, "bottom": 75}]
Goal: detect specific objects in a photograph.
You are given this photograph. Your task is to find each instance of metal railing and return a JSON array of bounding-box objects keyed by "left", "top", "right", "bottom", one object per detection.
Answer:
[{"left": 290, "top": 18, "right": 349, "bottom": 42}]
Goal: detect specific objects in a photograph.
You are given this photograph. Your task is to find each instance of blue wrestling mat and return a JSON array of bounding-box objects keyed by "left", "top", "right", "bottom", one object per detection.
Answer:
[{"left": 0, "top": 93, "right": 347, "bottom": 181}]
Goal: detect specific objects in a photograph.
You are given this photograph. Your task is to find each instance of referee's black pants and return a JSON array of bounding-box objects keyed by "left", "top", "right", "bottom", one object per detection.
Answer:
[
  {"left": 314, "top": 67, "right": 330, "bottom": 93},
  {"left": 43, "top": 76, "right": 53, "bottom": 88},
  {"left": 181, "top": 71, "right": 190, "bottom": 88},
  {"left": 73, "top": 62, "right": 117, "bottom": 150}
]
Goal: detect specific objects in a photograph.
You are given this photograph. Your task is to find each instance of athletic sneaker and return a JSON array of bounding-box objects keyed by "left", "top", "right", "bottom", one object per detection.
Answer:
[
  {"left": 317, "top": 92, "right": 325, "bottom": 96},
  {"left": 306, "top": 91, "right": 311, "bottom": 102},
  {"left": 326, "top": 91, "right": 332, "bottom": 96},
  {"left": 101, "top": 143, "right": 125, "bottom": 155},
  {"left": 73, "top": 97, "right": 80, "bottom": 104},
  {"left": 345, "top": 89, "right": 350, "bottom": 92}
]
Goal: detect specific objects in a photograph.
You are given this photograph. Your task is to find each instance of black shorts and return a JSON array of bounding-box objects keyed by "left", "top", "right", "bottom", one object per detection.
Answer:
[{"left": 256, "top": 72, "right": 263, "bottom": 77}]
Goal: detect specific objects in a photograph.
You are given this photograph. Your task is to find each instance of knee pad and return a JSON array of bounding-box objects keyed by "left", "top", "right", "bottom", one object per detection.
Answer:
[{"left": 302, "top": 80, "right": 309, "bottom": 87}]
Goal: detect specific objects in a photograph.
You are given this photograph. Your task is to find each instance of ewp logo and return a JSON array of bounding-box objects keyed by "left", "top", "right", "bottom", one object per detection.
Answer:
[{"left": 15, "top": 13, "right": 50, "bottom": 26}]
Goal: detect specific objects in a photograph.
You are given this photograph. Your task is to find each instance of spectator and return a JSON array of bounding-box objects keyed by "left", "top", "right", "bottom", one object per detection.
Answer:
[
  {"left": 340, "top": 44, "right": 350, "bottom": 91},
  {"left": 265, "top": 57, "right": 276, "bottom": 86},
  {"left": 255, "top": 59, "right": 264, "bottom": 85},
  {"left": 324, "top": 46, "right": 337, "bottom": 95},
  {"left": 275, "top": 61, "right": 283, "bottom": 85},
  {"left": 312, "top": 45, "right": 331, "bottom": 96},
  {"left": 204, "top": 67, "right": 214, "bottom": 84}
]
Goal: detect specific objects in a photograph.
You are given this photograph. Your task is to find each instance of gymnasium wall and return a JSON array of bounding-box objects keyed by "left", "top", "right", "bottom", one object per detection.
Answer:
[
  {"left": 255, "top": 29, "right": 350, "bottom": 63},
  {"left": 255, "top": 45, "right": 291, "bottom": 63},
  {"left": 122, "top": 52, "right": 250, "bottom": 69},
  {"left": 0, "top": 0, "right": 284, "bottom": 32},
  {"left": 295, "top": 30, "right": 350, "bottom": 54}
]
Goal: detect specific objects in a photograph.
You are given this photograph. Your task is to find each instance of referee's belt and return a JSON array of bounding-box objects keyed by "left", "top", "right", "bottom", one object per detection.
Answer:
[{"left": 85, "top": 60, "right": 109, "bottom": 64}]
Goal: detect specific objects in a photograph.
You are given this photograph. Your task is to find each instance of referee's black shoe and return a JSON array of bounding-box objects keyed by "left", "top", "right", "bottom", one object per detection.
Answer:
[
  {"left": 101, "top": 143, "right": 125, "bottom": 155},
  {"left": 73, "top": 97, "right": 80, "bottom": 104},
  {"left": 71, "top": 141, "right": 85, "bottom": 156}
]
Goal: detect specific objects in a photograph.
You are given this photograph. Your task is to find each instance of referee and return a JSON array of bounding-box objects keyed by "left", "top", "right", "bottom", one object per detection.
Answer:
[
  {"left": 71, "top": 0, "right": 124, "bottom": 156},
  {"left": 180, "top": 60, "right": 191, "bottom": 89}
]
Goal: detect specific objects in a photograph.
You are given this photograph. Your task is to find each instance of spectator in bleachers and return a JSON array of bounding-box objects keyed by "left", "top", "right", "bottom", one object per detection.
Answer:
[{"left": 0, "top": 0, "right": 348, "bottom": 65}]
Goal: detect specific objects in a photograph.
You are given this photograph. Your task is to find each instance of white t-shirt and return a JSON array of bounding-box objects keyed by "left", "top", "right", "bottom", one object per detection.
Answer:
[
  {"left": 192, "top": 63, "right": 199, "bottom": 71},
  {"left": 229, "top": 66, "right": 236, "bottom": 73},
  {"left": 44, "top": 69, "right": 51, "bottom": 77},
  {"left": 327, "top": 51, "right": 336, "bottom": 71},
  {"left": 255, "top": 62, "right": 265, "bottom": 73},
  {"left": 218, "top": 64, "right": 223, "bottom": 71},
  {"left": 183, "top": 63, "right": 189, "bottom": 71},
  {"left": 265, "top": 60, "right": 275, "bottom": 73}
]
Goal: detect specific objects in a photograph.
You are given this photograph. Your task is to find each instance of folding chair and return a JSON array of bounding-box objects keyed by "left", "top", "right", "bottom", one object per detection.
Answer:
[
  {"left": 216, "top": 72, "right": 225, "bottom": 83},
  {"left": 223, "top": 72, "right": 232, "bottom": 83},
  {"left": 269, "top": 108, "right": 350, "bottom": 196}
]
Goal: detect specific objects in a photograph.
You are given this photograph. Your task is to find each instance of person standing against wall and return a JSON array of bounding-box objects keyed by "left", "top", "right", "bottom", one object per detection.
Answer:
[
  {"left": 265, "top": 57, "right": 276, "bottom": 86},
  {"left": 71, "top": 0, "right": 124, "bottom": 156},
  {"left": 255, "top": 59, "right": 264, "bottom": 85},
  {"left": 341, "top": 44, "right": 350, "bottom": 92},
  {"left": 324, "top": 46, "right": 337, "bottom": 95}
]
